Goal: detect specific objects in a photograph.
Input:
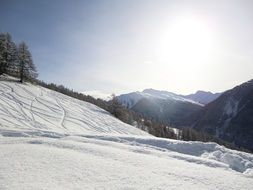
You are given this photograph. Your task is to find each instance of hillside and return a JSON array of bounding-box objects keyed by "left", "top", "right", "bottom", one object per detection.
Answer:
[
  {"left": 0, "top": 77, "right": 253, "bottom": 189},
  {"left": 0, "top": 76, "right": 145, "bottom": 136},
  {"left": 193, "top": 79, "right": 253, "bottom": 151}
]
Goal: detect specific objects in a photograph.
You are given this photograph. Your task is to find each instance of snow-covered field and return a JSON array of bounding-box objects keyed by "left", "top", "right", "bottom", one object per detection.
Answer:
[{"left": 0, "top": 77, "right": 253, "bottom": 190}]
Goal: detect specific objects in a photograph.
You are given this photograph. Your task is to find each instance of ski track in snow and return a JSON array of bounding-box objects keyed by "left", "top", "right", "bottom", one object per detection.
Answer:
[
  {"left": 0, "top": 79, "right": 144, "bottom": 136},
  {"left": 55, "top": 98, "right": 67, "bottom": 130},
  {"left": 0, "top": 77, "right": 252, "bottom": 189}
]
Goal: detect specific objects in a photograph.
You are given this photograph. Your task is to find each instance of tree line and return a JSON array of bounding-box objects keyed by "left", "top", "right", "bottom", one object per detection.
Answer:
[{"left": 0, "top": 32, "right": 38, "bottom": 82}]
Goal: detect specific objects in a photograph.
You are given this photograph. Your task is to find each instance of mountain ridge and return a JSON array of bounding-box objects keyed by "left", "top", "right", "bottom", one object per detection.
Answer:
[
  {"left": 117, "top": 88, "right": 203, "bottom": 108},
  {"left": 183, "top": 90, "right": 222, "bottom": 105},
  {"left": 116, "top": 88, "right": 207, "bottom": 127},
  {"left": 192, "top": 79, "right": 253, "bottom": 151}
]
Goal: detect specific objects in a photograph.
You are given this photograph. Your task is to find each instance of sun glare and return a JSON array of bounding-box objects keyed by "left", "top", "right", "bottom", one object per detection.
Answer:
[{"left": 157, "top": 16, "right": 214, "bottom": 68}]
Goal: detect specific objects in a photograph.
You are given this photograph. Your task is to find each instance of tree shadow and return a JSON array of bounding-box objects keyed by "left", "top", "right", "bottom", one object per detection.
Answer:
[{"left": 0, "top": 74, "right": 20, "bottom": 83}]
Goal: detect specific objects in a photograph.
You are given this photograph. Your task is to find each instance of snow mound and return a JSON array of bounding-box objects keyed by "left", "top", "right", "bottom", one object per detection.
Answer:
[{"left": 79, "top": 135, "right": 253, "bottom": 175}]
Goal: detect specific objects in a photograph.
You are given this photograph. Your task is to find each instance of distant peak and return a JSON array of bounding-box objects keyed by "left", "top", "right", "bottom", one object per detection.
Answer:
[
  {"left": 195, "top": 90, "right": 213, "bottom": 95},
  {"left": 142, "top": 88, "right": 158, "bottom": 93},
  {"left": 142, "top": 88, "right": 174, "bottom": 95}
]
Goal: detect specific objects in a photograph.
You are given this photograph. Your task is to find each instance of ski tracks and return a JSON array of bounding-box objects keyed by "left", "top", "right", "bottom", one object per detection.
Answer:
[{"left": 56, "top": 98, "right": 67, "bottom": 130}]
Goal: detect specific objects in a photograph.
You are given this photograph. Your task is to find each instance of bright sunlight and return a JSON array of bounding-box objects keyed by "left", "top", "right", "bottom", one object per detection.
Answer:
[{"left": 159, "top": 15, "right": 214, "bottom": 66}]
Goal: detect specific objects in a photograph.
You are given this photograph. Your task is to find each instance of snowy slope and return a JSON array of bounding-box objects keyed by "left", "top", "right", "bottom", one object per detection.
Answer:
[
  {"left": 0, "top": 78, "right": 253, "bottom": 189},
  {"left": 0, "top": 78, "right": 146, "bottom": 136}
]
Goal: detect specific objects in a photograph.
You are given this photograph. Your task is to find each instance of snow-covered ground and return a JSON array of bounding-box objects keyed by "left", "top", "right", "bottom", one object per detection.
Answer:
[
  {"left": 0, "top": 77, "right": 253, "bottom": 189},
  {"left": 0, "top": 77, "right": 145, "bottom": 136}
]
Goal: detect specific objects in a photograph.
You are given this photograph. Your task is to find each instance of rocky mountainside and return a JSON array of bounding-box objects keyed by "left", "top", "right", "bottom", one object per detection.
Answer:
[{"left": 193, "top": 80, "right": 253, "bottom": 151}]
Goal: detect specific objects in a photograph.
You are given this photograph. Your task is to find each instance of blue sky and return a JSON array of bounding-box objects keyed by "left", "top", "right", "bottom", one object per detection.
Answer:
[{"left": 1, "top": 0, "right": 253, "bottom": 95}]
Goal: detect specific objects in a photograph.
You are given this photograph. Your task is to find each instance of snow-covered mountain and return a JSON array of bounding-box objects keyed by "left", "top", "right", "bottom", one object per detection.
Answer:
[
  {"left": 117, "top": 89, "right": 203, "bottom": 127},
  {"left": 118, "top": 88, "right": 202, "bottom": 108},
  {"left": 0, "top": 77, "right": 253, "bottom": 189},
  {"left": 183, "top": 90, "right": 222, "bottom": 105}
]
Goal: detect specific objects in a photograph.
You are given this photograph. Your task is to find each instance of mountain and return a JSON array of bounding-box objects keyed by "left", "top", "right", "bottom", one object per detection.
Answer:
[
  {"left": 183, "top": 90, "right": 222, "bottom": 105},
  {"left": 117, "top": 89, "right": 203, "bottom": 127},
  {"left": 118, "top": 88, "right": 202, "bottom": 108},
  {"left": 0, "top": 77, "right": 253, "bottom": 189},
  {"left": 82, "top": 90, "right": 112, "bottom": 101},
  {"left": 193, "top": 79, "right": 253, "bottom": 151}
]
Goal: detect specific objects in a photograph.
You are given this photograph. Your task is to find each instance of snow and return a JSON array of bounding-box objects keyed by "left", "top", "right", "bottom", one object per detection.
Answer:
[
  {"left": 142, "top": 89, "right": 204, "bottom": 105},
  {"left": 1, "top": 134, "right": 253, "bottom": 190},
  {"left": 118, "top": 88, "right": 203, "bottom": 108},
  {"left": 0, "top": 77, "right": 253, "bottom": 189},
  {"left": 223, "top": 97, "right": 239, "bottom": 117},
  {"left": 82, "top": 90, "right": 112, "bottom": 101},
  {"left": 0, "top": 78, "right": 145, "bottom": 136}
]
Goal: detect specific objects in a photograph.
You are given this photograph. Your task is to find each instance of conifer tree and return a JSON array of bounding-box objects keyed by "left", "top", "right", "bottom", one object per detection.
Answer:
[
  {"left": 17, "top": 42, "right": 38, "bottom": 82},
  {"left": 0, "top": 33, "right": 17, "bottom": 75}
]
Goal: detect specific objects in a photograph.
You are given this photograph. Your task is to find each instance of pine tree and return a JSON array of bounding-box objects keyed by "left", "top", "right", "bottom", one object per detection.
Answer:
[
  {"left": 17, "top": 42, "right": 38, "bottom": 83},
  {"left": 0, "top": 33, "right": 17, "bottom": 75}
]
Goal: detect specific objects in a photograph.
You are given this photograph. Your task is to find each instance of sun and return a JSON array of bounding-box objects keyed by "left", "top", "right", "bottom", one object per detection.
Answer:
[{"left": 157, "top": 15, "right": 214, "bottom": 66}]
